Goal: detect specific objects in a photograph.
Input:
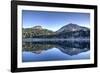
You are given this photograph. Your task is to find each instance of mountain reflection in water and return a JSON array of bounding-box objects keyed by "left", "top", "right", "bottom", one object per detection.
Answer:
[{"left": 22, "top": 41, "right": 90, "bottom": 62}]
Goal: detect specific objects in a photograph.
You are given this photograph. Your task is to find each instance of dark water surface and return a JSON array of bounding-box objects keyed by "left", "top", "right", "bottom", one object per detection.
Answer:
[{"left": 22, "top": 40, "right": 90, "bottom": 62}]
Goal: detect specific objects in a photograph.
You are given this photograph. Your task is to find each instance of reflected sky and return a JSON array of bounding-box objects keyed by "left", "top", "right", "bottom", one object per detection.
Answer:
[
  {"left": 22, "top": 41, "right": 90, "bottom": 62},
  {"left": 22, "top": 48, "right": 90, "bottom": 62}
]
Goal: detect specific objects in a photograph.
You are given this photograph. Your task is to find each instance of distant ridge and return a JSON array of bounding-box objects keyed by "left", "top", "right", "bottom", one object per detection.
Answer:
[{"left": 22, "top": 23, "right": 90, "bottom": 38}]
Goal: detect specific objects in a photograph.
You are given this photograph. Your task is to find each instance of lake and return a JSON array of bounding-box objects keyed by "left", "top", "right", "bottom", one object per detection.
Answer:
[{"left": 22, "top": 40, "right": 90, "bottom": 62}]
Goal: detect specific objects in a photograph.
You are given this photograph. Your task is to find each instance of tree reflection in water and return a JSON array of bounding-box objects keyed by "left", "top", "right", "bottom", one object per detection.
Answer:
[{"left": 22, "top": 41, "right": 90, "bottom": 56}]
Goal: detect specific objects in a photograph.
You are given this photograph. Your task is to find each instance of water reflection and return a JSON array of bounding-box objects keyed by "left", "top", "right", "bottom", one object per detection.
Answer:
[
  {"left": 22, "top": 40, "right": 90, "bottom": 62},
  {"left": 22, "top": 41, "right": 90, "bottom": 56}
]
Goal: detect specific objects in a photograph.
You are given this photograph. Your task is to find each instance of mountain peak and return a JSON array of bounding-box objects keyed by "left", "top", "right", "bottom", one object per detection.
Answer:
[
  {"left": 57, "top": 23, "right": 80, "bottom": 33},
  {"left": 57, "top": 23, "right": 89, "bottom": 33},
  {"left": 32, "top": 26, "right": 43, "bottom": 29},
  {"left": 63, "top": 23, "right": 80, "bottom": 29},
  {"left": 66, "top": 23, "right": 79, "bottom": 27}
]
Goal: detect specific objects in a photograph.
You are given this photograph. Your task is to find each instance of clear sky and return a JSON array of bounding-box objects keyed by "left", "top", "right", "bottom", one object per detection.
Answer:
[{"left": 22, "top": 10, "right": 90, "bottom": 31}]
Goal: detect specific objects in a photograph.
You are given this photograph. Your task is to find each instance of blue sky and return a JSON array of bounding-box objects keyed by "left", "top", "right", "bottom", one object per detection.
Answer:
[{"left": 22, "top": 10, "right": 90, "bottom": 31}]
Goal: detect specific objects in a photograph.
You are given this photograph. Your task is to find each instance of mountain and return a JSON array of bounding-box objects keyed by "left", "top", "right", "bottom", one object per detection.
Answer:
[
  {"left": 22, "top": 26, "right": 54, "bottom": 38},
  {"left": 57, "top": 23, "right": 89, "bottom": 33},
  {"left": 32, "top": 26, "right": 43, "bottom": 30},
  {"left": 23, "top": 23, "right": 90, "bottom": 38},
  {"left": 56, "top": 23, "right": 90, "bottom": 38}
]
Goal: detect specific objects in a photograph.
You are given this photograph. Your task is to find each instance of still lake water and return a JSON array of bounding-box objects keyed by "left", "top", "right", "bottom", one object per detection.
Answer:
[{"left": 22, "top": 40, "right": 90, "bottom": 62}]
